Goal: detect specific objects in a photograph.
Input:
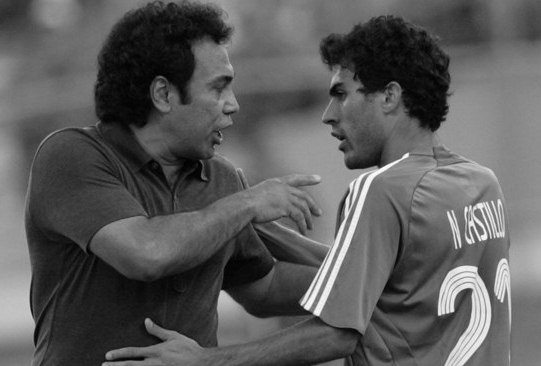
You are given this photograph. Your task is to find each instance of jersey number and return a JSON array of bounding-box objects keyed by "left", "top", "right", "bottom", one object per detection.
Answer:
[{"left": 438, "top": 259, "right": 510, "bottom": 366}]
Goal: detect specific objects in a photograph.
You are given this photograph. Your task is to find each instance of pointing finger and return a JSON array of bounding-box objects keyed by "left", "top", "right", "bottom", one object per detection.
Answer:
[{"left": 282, "top": 174, "right": 322, "bottom": 188}]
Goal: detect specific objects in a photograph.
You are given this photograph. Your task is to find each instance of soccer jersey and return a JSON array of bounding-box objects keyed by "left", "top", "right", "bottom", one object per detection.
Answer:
[{"left": 300, "top": 145, "right": 511, "bottom": 366}]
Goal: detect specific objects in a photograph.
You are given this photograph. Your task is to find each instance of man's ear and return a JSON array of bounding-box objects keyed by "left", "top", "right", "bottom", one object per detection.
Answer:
[
  {"left": 381, "top": 81, "right": 402, "bottom": 113},
  {"left": 149, "top": 76, "right": 172, "bottom": 113}
]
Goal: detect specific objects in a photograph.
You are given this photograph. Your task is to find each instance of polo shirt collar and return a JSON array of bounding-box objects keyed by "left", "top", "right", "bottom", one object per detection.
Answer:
[{"left": 96, "top": 121, "right": 208, "bottom": 181}]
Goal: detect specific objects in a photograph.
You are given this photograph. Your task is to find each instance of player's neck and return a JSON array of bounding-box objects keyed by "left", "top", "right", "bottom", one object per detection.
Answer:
[{"left": 380, "top": 118, "right": 435, "bottom": 166}]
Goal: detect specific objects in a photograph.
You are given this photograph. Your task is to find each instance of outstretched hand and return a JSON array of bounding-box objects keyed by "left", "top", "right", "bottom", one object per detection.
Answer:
[
  {"left": 240, "top": 172, "right": 322, "bottom": 235},
  {"left": 102, "top": 319, "right": 206, "bottom": 366}
]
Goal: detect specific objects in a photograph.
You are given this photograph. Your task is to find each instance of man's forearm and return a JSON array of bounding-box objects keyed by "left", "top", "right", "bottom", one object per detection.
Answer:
[
  {"left": 203, "top": 317, "right": 357, "bottom": 366},
  {"left": 91, "top": 173, "right": 322, "bottom": 282},
  {"left": 132, "top": 192, "right": 259, "bottom": 277},
  {"left": 91, "top": 191, "right": 259, "bottom": 281},
  {"left": 255, "top": 221, "right": 328, "bottom": 267}
]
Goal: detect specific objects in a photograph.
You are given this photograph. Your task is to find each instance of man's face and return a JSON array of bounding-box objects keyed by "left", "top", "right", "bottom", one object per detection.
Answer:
[
  {"left": 322, "top": 65, "right": 385, "bottom": 169},
  {"left": 162, "top": 38, "right": 239, "bottom": 161}
]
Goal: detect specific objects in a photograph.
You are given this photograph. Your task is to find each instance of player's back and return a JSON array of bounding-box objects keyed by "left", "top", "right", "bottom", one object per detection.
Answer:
[{"left": 368, "top": 145, "right": 511, "bottom": 365}]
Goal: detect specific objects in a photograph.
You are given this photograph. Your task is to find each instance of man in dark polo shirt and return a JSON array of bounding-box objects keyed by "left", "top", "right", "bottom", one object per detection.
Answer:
[{"left": 25, "top": 2, "right": 326, "bottom": 365}]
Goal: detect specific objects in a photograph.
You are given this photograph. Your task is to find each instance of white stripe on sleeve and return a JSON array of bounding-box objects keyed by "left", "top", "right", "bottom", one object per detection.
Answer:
[{"left": 301, "top": 154, "right": 409, "bottom": 316}]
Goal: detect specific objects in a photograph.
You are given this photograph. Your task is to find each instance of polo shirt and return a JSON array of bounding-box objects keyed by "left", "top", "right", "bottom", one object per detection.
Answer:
[
  {"left": 301, "top": 145, "right": 511, "bottom": 365},
  {"left": 25, "top": 121, "right": 274, "bottom": 366}
]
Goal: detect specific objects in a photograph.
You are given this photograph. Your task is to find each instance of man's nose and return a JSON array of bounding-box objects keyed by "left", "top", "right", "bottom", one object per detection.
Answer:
[
  {"left": 322, "top": 99, "right": 338, "bottom": 125},
  {"left": 224, "top": 90, "right": 239, "bottom": 115}
]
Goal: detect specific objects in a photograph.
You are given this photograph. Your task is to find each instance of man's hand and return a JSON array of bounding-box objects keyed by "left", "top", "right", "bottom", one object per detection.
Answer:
[
  {"left": 240, "top": 173, "right": 322, "bottom": 235},
  {"left": 102, "top": 319, "right": 205, "bottom": 366}
]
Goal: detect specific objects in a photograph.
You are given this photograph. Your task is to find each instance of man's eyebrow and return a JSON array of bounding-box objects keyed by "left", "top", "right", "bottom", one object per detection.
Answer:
[
  {"left": 207, "top": 75, "right": 233, "bottom": 88},
  {"left": 210, "top": 74, "right": 234, "bottom": 87}
]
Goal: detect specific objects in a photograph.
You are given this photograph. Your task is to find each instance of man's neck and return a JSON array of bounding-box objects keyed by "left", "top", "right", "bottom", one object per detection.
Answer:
[
  {"left": 130, "top": 123, "right": 188, "bottom": 186},
  {"left": 380, "top": 118, "right": 436, "bottom": 167}
]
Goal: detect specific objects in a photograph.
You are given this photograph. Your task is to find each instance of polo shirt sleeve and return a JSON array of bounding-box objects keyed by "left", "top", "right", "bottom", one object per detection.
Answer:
[
  {"left": 222, "top": 224, "right": 275, "bottom": 289},
  {"left": 300, "top": 172, "right": 400, "bottom": 334},
  {"left": 26, "top": 129, "right": 147, "bottom": 252},
  {"left": 220, "top": 165, "right": 274, "bottom": 289}
]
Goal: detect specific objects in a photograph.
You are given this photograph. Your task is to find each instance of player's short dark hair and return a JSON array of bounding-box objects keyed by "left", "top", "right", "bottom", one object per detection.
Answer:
[
  {"left": 94, "top": 0, "right": 233, "bottom": 127},
  {"left": 320, "top": 15, "right": 451, "bottom": 131}
]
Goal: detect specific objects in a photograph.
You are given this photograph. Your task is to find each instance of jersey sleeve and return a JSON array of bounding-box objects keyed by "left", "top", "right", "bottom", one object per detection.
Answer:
[
  {"left": 26, "top": 129, "right": 147, "bottom": 252},
  {"left": 300, "top": 170, "right": 401, "bottom": 334}
]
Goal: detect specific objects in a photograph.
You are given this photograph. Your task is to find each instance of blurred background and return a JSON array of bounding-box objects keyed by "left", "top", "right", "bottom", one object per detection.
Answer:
[{"left": 1, "top": 0, "right": 540, "bottom": 365}]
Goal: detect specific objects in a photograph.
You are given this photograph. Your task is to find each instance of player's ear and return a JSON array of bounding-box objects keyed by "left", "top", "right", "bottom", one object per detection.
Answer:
[
  {"left": 380, "top": 81, "right": 402, "bottom": 113},
  {"left": 149, "top": 76, "right": 172, "bottom": 113}
]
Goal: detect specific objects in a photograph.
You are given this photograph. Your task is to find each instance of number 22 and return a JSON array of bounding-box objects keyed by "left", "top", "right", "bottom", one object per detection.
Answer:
[{"left": 438, "top": 259, "right": 511, "bottom": 366}]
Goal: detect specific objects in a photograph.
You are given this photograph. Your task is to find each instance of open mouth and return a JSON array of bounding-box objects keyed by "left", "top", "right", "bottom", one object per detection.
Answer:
[
  {"left": 212, "top": 130, "right": 223, "bottom": 148},
  {"left": 331, "top": 132, "right": 345, "bottom": 141}
]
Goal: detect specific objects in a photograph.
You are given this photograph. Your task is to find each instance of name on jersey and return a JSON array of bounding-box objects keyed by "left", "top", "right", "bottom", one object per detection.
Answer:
[{"left": 446, "top": 199, "right": 505, "bottom": 249}]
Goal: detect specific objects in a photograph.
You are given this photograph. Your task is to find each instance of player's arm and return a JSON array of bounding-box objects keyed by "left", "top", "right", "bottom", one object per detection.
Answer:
[
  {"left": 225, "top": 261, "right": 317, "bottom": 317},
  {"left": 254, "top": 221, "right": 328, "bottom": 267},
  {"left": 103, "top": 317, "right": 358, "bottom": 366},
  {"left": 90, "top": 174, "right": 322, "bottom": 282},
  {"left": 237, "top": 169, "right": 328, "bottom": 267}
]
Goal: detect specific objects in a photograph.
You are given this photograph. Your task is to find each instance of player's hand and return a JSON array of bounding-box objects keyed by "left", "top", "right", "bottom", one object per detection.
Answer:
[
  {"left": 102, "top": 318, "right": 206, "bottom": 366},
  {"left": 242, "top": 174, "right": 322, "bottom": 235}
]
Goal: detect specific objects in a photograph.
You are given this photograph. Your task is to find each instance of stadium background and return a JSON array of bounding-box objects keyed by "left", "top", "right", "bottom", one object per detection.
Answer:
[{"left": 0, "top": 0, "right": 540, "bottom": 365}]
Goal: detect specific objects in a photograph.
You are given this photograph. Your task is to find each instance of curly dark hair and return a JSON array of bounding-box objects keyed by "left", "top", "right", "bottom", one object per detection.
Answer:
[
  {"left": 94, "top": 0, "right": 233, "bottom": 127},
  {"left": 320, "top": 15, "right": 451, "bottom": 131}
]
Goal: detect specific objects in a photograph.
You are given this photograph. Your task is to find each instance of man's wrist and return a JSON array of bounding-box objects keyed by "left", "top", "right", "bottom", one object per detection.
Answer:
[{"left": 202, "top": 346, "right": 233, "bottom": 366}]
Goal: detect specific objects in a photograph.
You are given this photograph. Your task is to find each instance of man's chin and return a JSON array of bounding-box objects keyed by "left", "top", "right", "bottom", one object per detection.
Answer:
[
  {"left": 344, "top": 156, "right": 373, "bottom": 170},
  {"left": 344, "top": 160, "right": 358, "bottom": 170},
  {"left": 344, "top": 155, "right": 358, "bottom": 170}
]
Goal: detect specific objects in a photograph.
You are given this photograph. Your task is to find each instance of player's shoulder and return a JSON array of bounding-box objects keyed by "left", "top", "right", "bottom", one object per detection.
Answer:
[
  {"left": 366, "top": 153, "right": 430, "bottom": 194},
  {"left": 431, "top": 145, "right": 501, "bottom": 187},
  {"left": 350, "top": 151, "right": 450, "bottom": 205},
  {"left": 372, "top": 146, "right": 498, "bottom": 190}
]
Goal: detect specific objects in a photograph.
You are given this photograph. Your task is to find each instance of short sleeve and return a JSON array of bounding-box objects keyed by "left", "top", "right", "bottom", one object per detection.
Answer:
[
  {"left": 26, "top": 129, "right": 147, "bottom": 251},
  {"left": 222, "top": 224, "right": 274, "bottom": 289},
  {"left": 300, "top": 171, "right": 400, "bottom": 334}
]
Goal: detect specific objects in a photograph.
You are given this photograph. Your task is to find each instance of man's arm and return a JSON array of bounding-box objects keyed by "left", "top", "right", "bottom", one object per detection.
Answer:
[
  {"left": 255, "top": 221, "right": 328, "bottom": 267},
  {"left": 90, "top": 174, "right": 322, "bottom": 282},
  {"left": 225, "top": 261, "right": 318, "bottom": 317},
  {"left": 103, "top": 317, "right": 358, "bottom": 366}
]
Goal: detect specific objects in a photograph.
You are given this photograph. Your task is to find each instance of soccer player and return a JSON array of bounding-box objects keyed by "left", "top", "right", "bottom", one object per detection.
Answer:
[{"left": 103, "top": 15, "right": 511, "bottom": 366}]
